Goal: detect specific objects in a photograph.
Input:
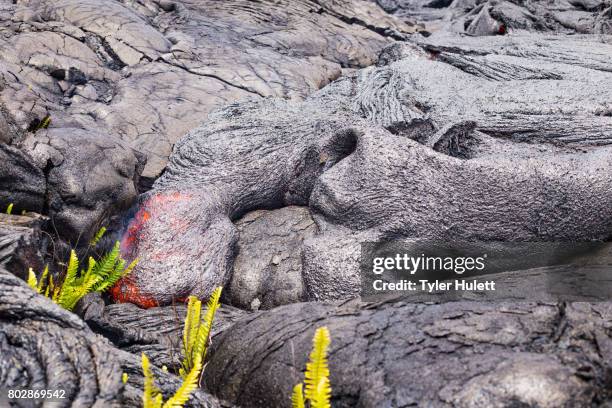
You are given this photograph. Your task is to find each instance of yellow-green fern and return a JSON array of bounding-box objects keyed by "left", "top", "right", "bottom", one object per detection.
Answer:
[
  {"left": 310, "top": 378, "right": 331, "bottom": 408},
  {"left": 90, "top": 226, "right": 107, "bottom": 246},
  {"left": 40, "top": 115, "right": 51, "bottom": 129},
  {"left": 141, "top": 353, "right": 202, "bottom": 408},
  {"left": 179, "top": 288, "right": 222, "bottom": 379},
  {"left": 27, "top": 268, "right": 38, "bottom": 290},
  {"left": 38, "top": 266, "right": 49, "bottom": 293},
  {"left": 292, "top": 384, "right": 305, "bottom": 408},
  {"left": 27, "top": 266, "right": 49, "bottom": 294},
  {"left": 163, "top": 355, "right": 202, "bottom": 408},
  {"left": 292, "top": 327, "right": 332, "bottom": 408},
  {"left": 304, "top": 327, "right": 331, "bottom": 401},
  {"left": 142, "top": 353, "right": 163, "bottom": 408},
  {"left": 27, "top": 241, "right": 137, "bottom": 311}
]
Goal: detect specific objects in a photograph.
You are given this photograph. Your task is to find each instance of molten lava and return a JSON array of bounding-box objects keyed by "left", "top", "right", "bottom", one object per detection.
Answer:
[{"left": 109, "top": 277, "right": 159, "bottom": 309}]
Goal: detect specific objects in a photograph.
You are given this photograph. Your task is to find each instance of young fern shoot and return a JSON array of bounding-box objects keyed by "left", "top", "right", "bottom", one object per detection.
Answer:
[
  {"left": 179, "top": 288, "right": 223, "bottom": 379},
  {"left": 141, "top": 288, "right": 224, "bottom": 408},
  {"left": 292, "top": 327, "right": 332, "bottom": 408},
  {"left": 292, "top": 384, "right": 305, "bottom": 408},
  {"left": 90, "top": 226, "right": 107, "bottom": 247},
  {"left": 141, "top": 352, "right": 202, "bottom": 408}
]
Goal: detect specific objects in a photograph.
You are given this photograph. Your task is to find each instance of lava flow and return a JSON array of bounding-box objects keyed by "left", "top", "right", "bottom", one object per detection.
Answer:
[{"left": 109, "top": 191, "right": 194, "bottom": 308}]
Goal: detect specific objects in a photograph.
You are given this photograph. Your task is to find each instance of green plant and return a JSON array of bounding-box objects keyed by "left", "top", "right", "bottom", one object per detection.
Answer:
[
  {"left": 6, "top": 203, "right": 13, "bottom": 215},
  {"left": 29, "top": 115, "right": 51, "bottom": 133},
  {"left": 179, "top": 288, "right": 222, "bottom": 379},
  {"left": 27, "top": 241, "right": 138, "bottom": 311},
  {"left": 141, "top": 289, "right": 224, "bottom": 408},
  {"left": 142, "top": 353, "right": 201, "bottom": 408},
  {"left": 27, "top": 265, "right": 49, "bottom": 294},
  {"left": 90, "top": 226, "right": 107, "bottom": 246},
  {"left": 292, "top": 327, "right": 332, "bottom": 408}
]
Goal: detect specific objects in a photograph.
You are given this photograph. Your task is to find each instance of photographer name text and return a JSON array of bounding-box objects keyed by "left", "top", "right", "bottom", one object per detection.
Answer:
[{"left": 372, "top": 279, "right": 496, "bottom": 292}]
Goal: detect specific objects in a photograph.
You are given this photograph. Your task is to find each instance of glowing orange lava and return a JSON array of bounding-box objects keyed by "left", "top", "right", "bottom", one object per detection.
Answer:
[{"left": 109, "top": 277, "right": 159, "bottom": 309}]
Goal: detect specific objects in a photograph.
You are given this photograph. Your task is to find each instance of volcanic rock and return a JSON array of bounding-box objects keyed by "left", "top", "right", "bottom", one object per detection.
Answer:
[
  {"left": 0, "top": 0, "right": 416, "bottom": 243},
  {"left": 375, "top": 0, "right": 612, "bottom": 34},
  {"left": 228, "top": 206, "right": 317, "bottom": 310},
  {"left": 0, "top": 266, "right": 221, "bottom": 408},
  {"left": 205, "top": 299, "right": 612, "bottom": 407},
  {"left": 0, "top": 0, "right": 415, "bottom": 181},
  {"left": 77, "top": 295, "right": 246, "bottom": 370},
  {"left": 119, "top": 33, "right": 612, "bottom": 305},
  {"left": 0, "top": 212, "right": 47, "bottom": 279}
]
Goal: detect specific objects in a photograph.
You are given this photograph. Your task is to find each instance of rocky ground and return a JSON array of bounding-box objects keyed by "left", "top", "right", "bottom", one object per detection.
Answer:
[{"left": 1, "top": 0, "right": 611, "bottom": 407}]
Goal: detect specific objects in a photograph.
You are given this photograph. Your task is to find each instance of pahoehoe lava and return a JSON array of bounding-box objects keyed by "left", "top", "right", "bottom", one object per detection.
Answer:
[{"left": 1, "top": 0, "right": 611, "bottom": 407}]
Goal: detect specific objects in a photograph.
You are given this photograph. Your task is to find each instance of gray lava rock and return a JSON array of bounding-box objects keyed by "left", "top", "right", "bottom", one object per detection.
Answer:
[
  {"left": 205, "top": 299, "right": 612, "bottom": 407},
  {"left": 0, "top": 143, "right": 45, "bottom": 214},
  {"left": 0, "top": 0, "right": 416, "bottom": 243},
  {"left": 79, "top": 299, "right": 246, "bottom": 371},
  {"left": 0, "top": 212, "right": 47, "bottom": 279},
  {"left": 0, "top": 267, "right": 221, "bottom": 408},
  {"left": 228, "top": 206, "right": 317, "bottom": 310},
  {"left": 16, "top": 128, "right": 146, "bottom": 242},
  {"left": 0, "top": 89, "right": 145, "bottom": 242},
  {"left": 0, "top": 0, "right": 416, "bottom": 181},
  {"left": 375, "top": 0, "right": 612, "bottom": 34},
  {"left": 121, "top": 33, "right": 612, "bottom": 305}
]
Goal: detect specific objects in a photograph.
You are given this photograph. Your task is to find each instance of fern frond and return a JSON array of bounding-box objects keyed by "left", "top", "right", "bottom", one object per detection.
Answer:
[
  {"left": 64, "top": 250, "right": 79, "bottom": 286},
  {"left": 121, "top": 258, "right": 140, "bottom": 278},
  {"left": 181, "top": 295, "right": 202, "bottom": 376},
  {"left": 69, "top": 274, "right": 103, "bottom": 310},
  {"left": 6, "top": 203, "right": 13, "bottom": 215},
  {"left": 57, "top": 271, "right": 102, "bottom": 311},
  {"left": 56, "top": 290, "right": 80, "bottom": 311},
  {"left": 86, "top": 256, "right": 97, "bottom": 276},
  {"left": 310, "top": 377, "right": 332, "bottom": 408},
  {"left": 34, "top": 241, "right": 139, "bottom": 311},
  {"left": 181, "top": 288, "right": 223, "bottom": 379},
  {"left": 163, "top": 355, "right": 202, "bottom": 408},
  {"left": 142, "top": 353, "right": 162, "bottom": 408},
  {"left": 291, "top": 383, "right": 305, "bottom": 408},
  {"left": 90, "top": 226, "right": 107, "bottom": 246},
  {"left": 96, "top": 258, "right": 138, "bottom": 292},
  {"left": 49, "top": 275, "right": 57, "bottom": 299},
  {"left": 40, "top": 115, "right": 51, "bottom": 129},
  {"left": 304, "top": 327, "right": 331, "bottom": 402},
  {"left": 37, "top": 265, "right": 49, "bottom": 293},
  {"left": 192, "top": 287, "right": 222, "bottom": 362},
  {"left": 93, "top": 241, "right": 120, "bottom": 280},
  {"left": 27, "top": 268, "right": 38, "bottom": 290}
]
